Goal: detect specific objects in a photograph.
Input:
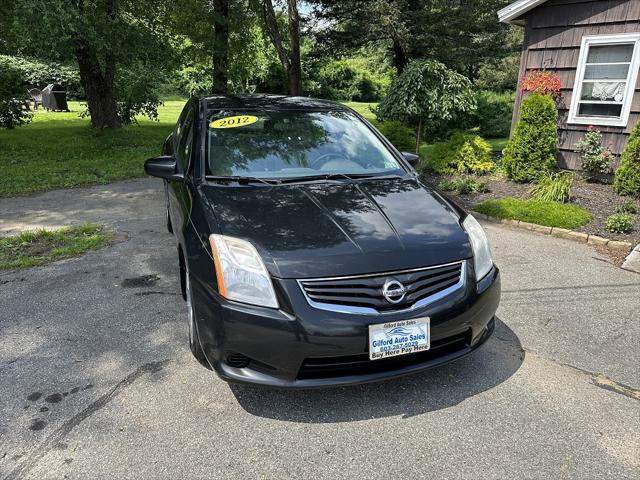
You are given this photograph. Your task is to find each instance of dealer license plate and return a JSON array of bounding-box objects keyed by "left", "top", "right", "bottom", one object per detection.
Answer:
[{"left": 368, "top": 318, "right": 430, "bottom": 361}]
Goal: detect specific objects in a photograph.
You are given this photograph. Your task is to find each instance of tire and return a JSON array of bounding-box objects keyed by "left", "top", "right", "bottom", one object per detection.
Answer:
[{"left": 185, "top": 265, "right": 211, "bottom": 369}]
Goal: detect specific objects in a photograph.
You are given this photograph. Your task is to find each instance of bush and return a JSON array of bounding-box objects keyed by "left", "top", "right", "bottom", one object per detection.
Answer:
[
  {"left": 575, "top": 127, "right": 613, "bottom": 176},
  {"left": 606, "top": 213, "right": 634, "bottom": 234},
  {"left": 614, "top": 199, "right": 637, "bottom": 215},
  {"left": 0, "top": 55, "right": 82, "bottom": 98},
  {"left": 473, "top": 197, "right": 592, "bottom": 229},
  {"left": 529, "top": 171, "right": 574, "bottom": 203},
  {"left": 311, "top": 59, "right": 391, "bottom": 102},
  {"left": 377, "top": 121, "right": 415, "bottom": 152},
  {"left": 470, "top": 91, "right": 514, "bottom": 139},
  {"left": 0, "top": 57, "right": 32, "bottom": 129},
  {"left": 614, "top": 123, "right": 640, "bottom": 197},
  {"left": 438, "top": 177, "right": 489, "bottom": 195},
  {"left": 502, "top": 93, "right": 558, "bottom": 182},
  {"left": 423, "top": 132, "right": 494, "bottom": 175}
]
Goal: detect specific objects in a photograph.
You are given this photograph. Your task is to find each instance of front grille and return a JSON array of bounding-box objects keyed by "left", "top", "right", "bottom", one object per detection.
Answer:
[
  {"left": 297, "top": 330, "right": 471, "bottom": 380},
  {"left": 298, "top": 261, "right": 465, "bottom": 314}
]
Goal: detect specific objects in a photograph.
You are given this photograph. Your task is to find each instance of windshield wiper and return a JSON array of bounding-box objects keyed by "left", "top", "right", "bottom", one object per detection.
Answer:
[
  {"left": 205, "top": 175, "right": 281, "bottom": 185},
  {"left": 279, "top": 172, "right": 405, "bottom": 184}
]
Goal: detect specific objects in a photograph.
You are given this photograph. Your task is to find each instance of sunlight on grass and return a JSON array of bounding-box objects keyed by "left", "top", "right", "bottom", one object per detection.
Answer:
[
  {"left": 473, "top": 197, "right": 592, "bottom": 229},
  {"left": 0, "top": 100, "right": 185, "bottom": 196},
  {"left": 0, "top": 223, "right": 112, "bottom": 269},
  {"left": 341, "top": 102, "right": 378, "bottom": 123}
]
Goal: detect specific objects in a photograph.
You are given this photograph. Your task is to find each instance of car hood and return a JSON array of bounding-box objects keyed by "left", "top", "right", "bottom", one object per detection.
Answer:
[{"left": 201, "top": 178, "right": 472, "bottom": 278}]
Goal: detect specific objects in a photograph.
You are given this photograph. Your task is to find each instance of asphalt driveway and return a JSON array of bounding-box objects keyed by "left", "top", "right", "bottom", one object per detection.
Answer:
[{"left": 1, "top": 179, "right": 638, "bottom": 479}]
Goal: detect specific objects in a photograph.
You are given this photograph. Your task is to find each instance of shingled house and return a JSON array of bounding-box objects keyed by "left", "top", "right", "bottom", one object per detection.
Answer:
[{"left": 499, "top": 0, "right": 640, "bottom": 170}]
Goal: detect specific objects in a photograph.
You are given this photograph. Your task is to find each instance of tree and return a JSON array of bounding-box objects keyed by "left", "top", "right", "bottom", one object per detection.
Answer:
[
  {"left": 212, "top": 0, "right": 230, "bottom": 93},
  {"left": 376, "top": 60, "right": 476, "bottom": 153},
  {"left": 262, "top": 0, "right": 303, "bottom": 95},
  {"left": 312, "top": 0, "right": 515, "bottom": 78},
  {"left": 6, "top": 0, "right": 172, "bottom": 128}
]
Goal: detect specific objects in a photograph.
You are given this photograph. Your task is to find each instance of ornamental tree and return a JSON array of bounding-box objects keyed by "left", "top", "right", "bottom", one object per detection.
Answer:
[{"left": 376, "top": 60, "right": 476, "bottom": 153}]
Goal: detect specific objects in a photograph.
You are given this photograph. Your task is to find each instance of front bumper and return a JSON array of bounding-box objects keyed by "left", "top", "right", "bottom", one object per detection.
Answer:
[{"left": 191, "top": 264, "right": 501, "bottom": 388}]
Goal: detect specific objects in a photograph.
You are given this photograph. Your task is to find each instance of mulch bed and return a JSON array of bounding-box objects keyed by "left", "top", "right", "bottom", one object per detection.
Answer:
[{"left": 422, "top": 173, "right": 640, "bottom": 247}]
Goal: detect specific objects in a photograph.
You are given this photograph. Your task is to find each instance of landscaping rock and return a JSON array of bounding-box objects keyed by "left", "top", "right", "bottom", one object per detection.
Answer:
[
  {"left": 607, "top": 240, "right": 633, "bottom": 253},
  {"left": 500, "top": 218, "right": 520, "bottom": 227},
  {"left": 551, "top": 228, "right": 573, "bottom": 240},
  {"left": 518, "top": 221, "right": 551, "bottom": 234},
  {"left": 587, "top": 235, "right": 609, "bottom": 247}
]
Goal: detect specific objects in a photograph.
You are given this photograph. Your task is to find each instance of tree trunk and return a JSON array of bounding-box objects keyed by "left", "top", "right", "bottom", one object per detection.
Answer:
[
  {"left": 263, "top": 0, "right": 303, "bottom": 96},
  {"left": 212, "top": 0, "right": 230, "bottom": 93},
  {"left": 415, "top": 118, "right": 422, "bottom": 154},
  {"left": 74, "top": 42, "right": 121, "bottom": 129},
  {"left": 287, "top": 0, "right": 302, "bottom": 96},
  {"left": 392, "top": 37, "right": 407, "bottom": 75}
]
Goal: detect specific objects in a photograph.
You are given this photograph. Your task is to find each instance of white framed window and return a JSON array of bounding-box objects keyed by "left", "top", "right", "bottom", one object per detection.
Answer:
[{"left": 568, "top": 33, "right": 640, "bottom": 127}]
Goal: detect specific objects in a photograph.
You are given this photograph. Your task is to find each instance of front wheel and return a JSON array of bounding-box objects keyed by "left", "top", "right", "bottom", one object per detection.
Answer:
[{"left": 185, "top": 266, "right": 211, "bottom": 369}]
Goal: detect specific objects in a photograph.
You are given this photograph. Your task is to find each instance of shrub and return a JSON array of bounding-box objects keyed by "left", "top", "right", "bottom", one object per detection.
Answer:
[
  {"left": 473, "top": 197, "right": 592, "bottom": 229},
  {"left": 502, "top": 93, "right": 558, "bottom": 182},
  {"left": 423, "top": 132, "right": 494, "bottom": 175},
  {"left": 575, "top": 127, "right": 613, "bottom": 176},
  {"left": 311, "top": 59, "right": 391, "bottom": 102},
  {"left": 438, "top": 177, "right": 489, "bottom": 195},
  {"left": 0, "top": 57, "right": 32, "bottom": 129},
  {"left": 606, "top": 213, "right": 634, "bottom": 234},
  {"left": 470, "top": 91, "right": 514, "bottom": 139},
  {"left": 377, "top": 121, "right": 415, "bottom": 152},
  {"left": 614, "top": 123, "right": 640, "bottom": 197},
  {"left": 614, "top": 199, "right": 637, "bottom": 215},
  {"left": 529, "top": 171, "right": 574, "bottom": 203}
]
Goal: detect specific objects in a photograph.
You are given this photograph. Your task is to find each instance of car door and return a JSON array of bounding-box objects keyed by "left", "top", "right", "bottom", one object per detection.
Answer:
[{"left": 167, "top": 101, "right": 196, "bottom": 238}]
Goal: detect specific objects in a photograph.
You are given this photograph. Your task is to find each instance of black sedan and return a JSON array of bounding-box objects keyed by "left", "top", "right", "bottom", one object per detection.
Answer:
[{"left": 144, "top": 95, "right": 500, "bottom": 388}]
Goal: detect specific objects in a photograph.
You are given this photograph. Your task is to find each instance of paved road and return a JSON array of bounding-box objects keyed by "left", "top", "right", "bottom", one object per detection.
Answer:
[{"left": 1, "top": 179, "right": 639, "bottom": 479}]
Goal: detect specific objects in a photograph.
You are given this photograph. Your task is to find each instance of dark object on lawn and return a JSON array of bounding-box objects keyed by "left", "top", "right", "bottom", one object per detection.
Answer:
[
  {"left": 41, "top": 84, "right": 69, "bottom": 112},
  {"left": 28, "top": 88, "right": 42, "bottom": 110}
]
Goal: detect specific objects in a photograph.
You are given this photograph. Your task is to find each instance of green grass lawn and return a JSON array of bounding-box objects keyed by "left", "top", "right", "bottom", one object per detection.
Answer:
[
  {"left": 473, "top": 197, "right": 592, "bottom": 229},
  {"left": 341, "top": 102, "right": 378, "bottom": 123},
  {"left": 0, "top": 100, "right": 185, "bottom": 196},
  {"left": 1, "top": 98, "right": 506, "bottom": 197},
  {"left": 0, "top": 223, "right": 112, "bottom": 269}
]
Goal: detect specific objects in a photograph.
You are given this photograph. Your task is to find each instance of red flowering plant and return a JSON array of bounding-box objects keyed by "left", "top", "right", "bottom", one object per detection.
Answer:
[{"left": 521, "top": 70, "right": 562, "bottom": 98}]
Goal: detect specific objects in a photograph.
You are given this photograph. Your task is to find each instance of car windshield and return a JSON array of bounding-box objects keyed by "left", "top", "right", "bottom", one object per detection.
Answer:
[{"left": 206, "top": 110, "right": 405, "bottom": 180}]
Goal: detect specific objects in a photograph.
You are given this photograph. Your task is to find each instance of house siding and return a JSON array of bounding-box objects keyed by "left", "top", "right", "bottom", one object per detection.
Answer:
[{"left": 513, "top": 0, "right": 640, "bottom": 170}]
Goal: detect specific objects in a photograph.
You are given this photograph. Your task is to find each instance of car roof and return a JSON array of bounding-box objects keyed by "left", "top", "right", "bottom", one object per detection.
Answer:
[{"left": 202, "top": 95, "right": 350, "bottom": 112}]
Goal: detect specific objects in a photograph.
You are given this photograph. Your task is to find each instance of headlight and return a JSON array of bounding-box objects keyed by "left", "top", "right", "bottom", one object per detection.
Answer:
[
  {"left": 209, "top": 234, "right": 278, "bottom": 308},
  {"left": 462, "top": 214, "right": 493, "bottom": 281}
]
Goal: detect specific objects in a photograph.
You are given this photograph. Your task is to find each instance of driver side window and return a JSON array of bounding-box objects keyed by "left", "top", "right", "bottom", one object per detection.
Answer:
[{"left": 174, "top": 105, "right": 194, "bottom": 172}]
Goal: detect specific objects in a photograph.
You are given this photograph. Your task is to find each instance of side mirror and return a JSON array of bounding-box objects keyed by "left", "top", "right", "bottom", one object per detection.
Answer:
[
  {"left": 401, "top": 152, "right": 420, "bottom": 167},
  {"left": 144, "top": 155, "right": 182, "bottom": 181}
]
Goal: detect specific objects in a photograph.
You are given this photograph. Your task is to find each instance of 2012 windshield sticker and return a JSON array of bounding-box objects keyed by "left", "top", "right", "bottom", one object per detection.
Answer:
[{"left": 211, "top": 115, "right": 258, "bottom": 129}]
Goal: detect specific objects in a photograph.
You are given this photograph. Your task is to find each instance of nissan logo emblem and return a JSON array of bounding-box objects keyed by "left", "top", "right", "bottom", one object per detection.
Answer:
[{"left": 382, "top": 279, "right": 406, "bottom": 304}]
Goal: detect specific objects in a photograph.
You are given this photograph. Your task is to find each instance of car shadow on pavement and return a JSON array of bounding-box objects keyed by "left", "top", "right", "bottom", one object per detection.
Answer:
[{"left": 230, "top": 317, "right": 523, "bottom": 422}]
